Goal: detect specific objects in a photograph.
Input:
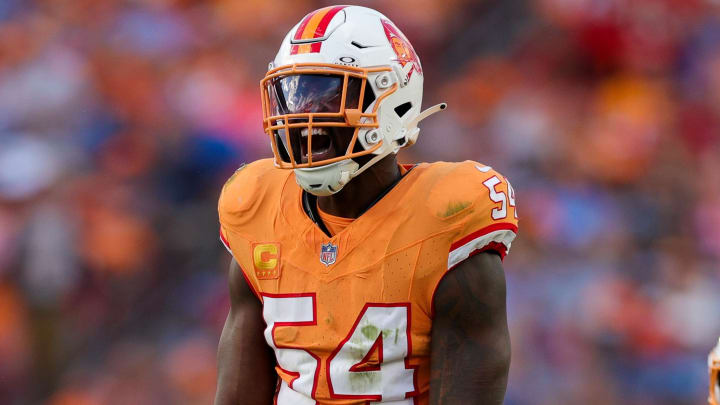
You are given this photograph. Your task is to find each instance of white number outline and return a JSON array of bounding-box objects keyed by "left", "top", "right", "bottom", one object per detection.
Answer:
[
  {"left": 263, "top": 297, "right": 419, "bottom": 404},
  {"left": 261, "top": 293, "right": 320, "bottom": 404},
  {"left": 483, "top": 176, "right": 507, "bottom": 220},
  {"left": 326, "top": 302, "right": 418, "bottom": 402},
  {"left": 506, "top": 179, "right": 518, "bottom": 219}
]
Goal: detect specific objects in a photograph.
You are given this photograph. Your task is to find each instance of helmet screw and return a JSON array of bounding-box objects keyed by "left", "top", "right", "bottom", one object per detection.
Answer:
[
  {"left": 375, "top": 74, "right": 392, "bottom": 89},
  {"left": 365, "top": 130, "right": 380, "bottom": 144}
]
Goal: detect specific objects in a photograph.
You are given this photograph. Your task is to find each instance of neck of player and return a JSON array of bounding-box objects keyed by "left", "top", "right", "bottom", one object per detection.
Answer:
[{"left": 317, "top": 154, "right": 402, "bottom": 219}]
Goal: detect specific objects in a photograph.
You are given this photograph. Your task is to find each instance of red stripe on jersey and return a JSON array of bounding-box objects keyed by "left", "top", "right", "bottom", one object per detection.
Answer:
[
  {"left": 448, "top": 242, "right": 509, "bottom": 271},
  {"left": 449, "top": 222, "right": 518, "bottom": 252},
  {"left": 219, "top": 228, "right": 230, "bottom": 250}
]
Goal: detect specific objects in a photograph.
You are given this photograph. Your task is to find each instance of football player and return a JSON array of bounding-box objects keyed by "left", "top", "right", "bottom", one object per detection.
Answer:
[
  {"left": 710, "top": 338, "right": 720, "bottom": 404},
  {"left": 214, "top": 6, "right": 519, "bottom": 405}
]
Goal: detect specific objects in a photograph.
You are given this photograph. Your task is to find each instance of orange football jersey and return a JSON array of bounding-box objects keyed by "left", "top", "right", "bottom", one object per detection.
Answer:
[{"left": 218, "top": 158, "right": 518, "bottom": 405}]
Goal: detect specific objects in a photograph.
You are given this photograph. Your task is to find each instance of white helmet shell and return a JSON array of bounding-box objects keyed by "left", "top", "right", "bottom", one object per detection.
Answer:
[{"left": 262, "top": 5, "right": 445, "bottom": 196}]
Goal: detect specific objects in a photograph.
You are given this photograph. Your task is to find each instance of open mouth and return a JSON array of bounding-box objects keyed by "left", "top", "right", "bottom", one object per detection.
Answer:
[{"left": 300, "top": 127, "right": 334, "bottom": 162}]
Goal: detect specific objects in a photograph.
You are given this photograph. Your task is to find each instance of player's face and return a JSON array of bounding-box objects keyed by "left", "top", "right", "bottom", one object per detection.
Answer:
[{"left": 267, "top": 74, "right": 366, "bottom": 164}]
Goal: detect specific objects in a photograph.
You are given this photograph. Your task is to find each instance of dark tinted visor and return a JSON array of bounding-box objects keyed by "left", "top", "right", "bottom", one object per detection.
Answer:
[{"left": 268, "top": 74, "right": 363, "bottom": 115}]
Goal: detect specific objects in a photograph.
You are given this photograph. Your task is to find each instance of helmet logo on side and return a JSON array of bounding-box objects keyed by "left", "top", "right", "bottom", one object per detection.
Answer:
[
  {"left": 337, "top": 56, "right": 359, "bottom": 66},
  {"left": 381, "top": 19, "right": 423, "bottom": 78}
]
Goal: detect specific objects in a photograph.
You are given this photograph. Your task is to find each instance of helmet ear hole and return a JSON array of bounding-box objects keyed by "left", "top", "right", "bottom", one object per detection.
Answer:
[{"left": 394, "top": 102, "right": 412, "bottom": 118}]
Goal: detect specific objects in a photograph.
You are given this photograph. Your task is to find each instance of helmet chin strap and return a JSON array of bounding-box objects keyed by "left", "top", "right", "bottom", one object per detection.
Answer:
[
  {"left": 345, "top": 102, "right": 448, "bottom": 184},
  {"left": 294, "top": 159, "right": 359, "bottom": 197},
  {"left": 297, "top": 103, "right": 448, "bottom": 196}
]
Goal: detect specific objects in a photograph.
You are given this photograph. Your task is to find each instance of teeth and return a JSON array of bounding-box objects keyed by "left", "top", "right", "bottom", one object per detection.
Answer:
[
  {"left": 299, "top": 127, "right": 332, "bottom": 156},
  {"left": 300, "top": 128, "right": 328, "bottom": 138}
]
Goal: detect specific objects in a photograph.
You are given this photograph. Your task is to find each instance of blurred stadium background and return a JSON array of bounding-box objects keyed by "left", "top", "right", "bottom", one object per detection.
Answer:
[{"left": 1, "top": 0, "right": 719, "bottom": 404}]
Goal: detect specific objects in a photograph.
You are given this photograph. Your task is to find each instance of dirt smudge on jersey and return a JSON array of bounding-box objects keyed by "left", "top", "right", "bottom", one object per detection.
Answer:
[
  {"left": 347, "top": 323, "right": 402, "bottom": 391},
  {"left": 440, "top": 201, "right": 471, "bottom": 217}
]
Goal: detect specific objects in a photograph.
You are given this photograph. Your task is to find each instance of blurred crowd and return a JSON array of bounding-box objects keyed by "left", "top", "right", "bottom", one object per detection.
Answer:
[{"left": 0, "top": 0, "right": 719, "bottom": 404}]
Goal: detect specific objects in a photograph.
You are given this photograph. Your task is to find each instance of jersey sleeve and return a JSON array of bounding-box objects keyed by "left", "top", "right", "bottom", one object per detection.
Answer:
[
  {"left": 219, "top": 225, "right": 232, "bottom": 255},
  {"left": 218, "top": 162, "right": 248, "bottom": 258},
  {"left": 217, "top": 159, "right": 279, "bottom": 301},
  {"left": 430, "top": 161, "right": 519, "bottom": 268}
]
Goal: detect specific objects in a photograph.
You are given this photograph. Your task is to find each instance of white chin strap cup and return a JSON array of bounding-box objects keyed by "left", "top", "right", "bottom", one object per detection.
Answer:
[
  {"left": 294, "top": 103, "right": 447, "bottom": 196},
  {"left": 294, "top": 159, "right": 360, "bottom": 196}
]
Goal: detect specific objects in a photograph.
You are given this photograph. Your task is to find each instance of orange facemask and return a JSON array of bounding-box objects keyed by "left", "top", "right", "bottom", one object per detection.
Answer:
[{"left": 260, "top": 63, "right": 397, "bottom": 168}]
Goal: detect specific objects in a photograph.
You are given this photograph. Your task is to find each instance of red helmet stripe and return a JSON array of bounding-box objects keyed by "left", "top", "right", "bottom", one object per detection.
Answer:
[
  {"left": 290, "top": 8, "right": 318, "bottom": 55},
  {"left": 309, "top": 6, "right": 346, "bottom": 52},
  {"left": 290, "top": 6, "right": 347, "bottom": 55},
  {"left": 311, "top": 6, "right": 346, "bottom": 39},
  {"left": 293, "top": 8, "right": 320, "bottom": 40}
]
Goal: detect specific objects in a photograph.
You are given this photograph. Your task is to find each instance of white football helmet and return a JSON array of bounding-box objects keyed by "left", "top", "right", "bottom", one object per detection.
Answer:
[
  {"left": 710, "top": 338, "right": 720, "bottom": 405},
  {"left": 261, "top": 5, "right": 446, "bottom": 196}
]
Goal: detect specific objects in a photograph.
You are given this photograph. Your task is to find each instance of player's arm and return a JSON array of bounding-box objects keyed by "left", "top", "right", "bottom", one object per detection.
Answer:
[
  {"left": 430, "top": 251, "right": 511, "bottom": 405},
  {"left": 214, "top": 259, "right": 277, "bottom": 405}
]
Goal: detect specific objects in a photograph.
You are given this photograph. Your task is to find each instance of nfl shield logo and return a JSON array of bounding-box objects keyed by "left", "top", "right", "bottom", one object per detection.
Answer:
[{"left": 320, "top": 243, "right": 338, "bottom": 266}]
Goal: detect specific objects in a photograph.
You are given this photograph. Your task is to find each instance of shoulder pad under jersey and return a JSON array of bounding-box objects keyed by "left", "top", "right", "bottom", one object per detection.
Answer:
[
  {"left": 425, "top": 160, "right": 519, "bottom": 264},
  {"left": 218, "top": 158, "right": 289, "bottom": 235}
]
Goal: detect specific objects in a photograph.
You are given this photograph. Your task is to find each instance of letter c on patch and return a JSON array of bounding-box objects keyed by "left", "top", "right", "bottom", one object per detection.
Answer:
[{"left": 254, "top": 244, "right": 278, "bottom": 270}]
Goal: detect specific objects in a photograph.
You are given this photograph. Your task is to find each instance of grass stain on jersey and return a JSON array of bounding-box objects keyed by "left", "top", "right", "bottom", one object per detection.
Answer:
[
  {"left": 349, "top": 368, "right": 379, "bottom": 390},
  {"left": 361, "top": 325, "right": 379, "bottom": 340},
  {"left": 349, "top": 326, "right": 381, "bottom": 390},
  {"left": 349, "top": 324, "right": 402, "bottom": 392},
  {"left": 440, "top": 201, "right": 471, "bottom": 217},
  {"left": 361, "top": 325, "right": 396, "bottom": 343}
]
